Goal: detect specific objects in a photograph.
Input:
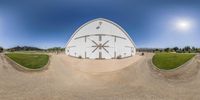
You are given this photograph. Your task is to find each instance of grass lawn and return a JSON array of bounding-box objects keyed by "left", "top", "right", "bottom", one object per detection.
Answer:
[
  {"left": 152, "top": 53, "right": 195, "bottom": 70},
  {"left": 6, "top": 53, "right": 49, "bottom": 69}
]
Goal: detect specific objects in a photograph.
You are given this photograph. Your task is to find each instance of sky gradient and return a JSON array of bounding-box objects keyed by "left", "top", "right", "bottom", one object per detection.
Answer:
[{"left": 0, "top": 0, "right": 200, "bottom": 49}]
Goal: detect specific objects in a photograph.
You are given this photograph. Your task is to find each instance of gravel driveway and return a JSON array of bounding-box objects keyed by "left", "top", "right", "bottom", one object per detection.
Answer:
[{"left": 0, "top": 53, "right": 200, "bottom": 100}]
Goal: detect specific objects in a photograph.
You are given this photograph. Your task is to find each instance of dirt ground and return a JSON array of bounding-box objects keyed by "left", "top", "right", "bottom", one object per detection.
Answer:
[{"left": 0, "top": 53, "right": 200, "bottom": 100}]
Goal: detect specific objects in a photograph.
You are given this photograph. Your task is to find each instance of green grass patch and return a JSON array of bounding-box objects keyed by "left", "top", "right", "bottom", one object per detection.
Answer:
[
  {"left": 6, "top": 53, "right": 49, "bottom": 69},
  {"left": 152, "top": 53, "right": 195, "bottom": 70}
]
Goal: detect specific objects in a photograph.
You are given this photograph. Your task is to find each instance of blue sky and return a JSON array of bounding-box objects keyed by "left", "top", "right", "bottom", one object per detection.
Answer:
[{"left": 0, "top": 0, "right": 199, "bottom": 49}]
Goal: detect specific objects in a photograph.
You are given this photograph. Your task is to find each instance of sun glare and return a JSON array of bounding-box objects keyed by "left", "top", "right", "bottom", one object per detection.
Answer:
[{"left": 176, "top": 19, "right": 191, "bottom": 31}]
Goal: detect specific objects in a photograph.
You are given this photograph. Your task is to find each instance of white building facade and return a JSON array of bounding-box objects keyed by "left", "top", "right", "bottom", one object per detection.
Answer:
[{"left": 65, "top": 18, "right": 136, "bottom": 59}]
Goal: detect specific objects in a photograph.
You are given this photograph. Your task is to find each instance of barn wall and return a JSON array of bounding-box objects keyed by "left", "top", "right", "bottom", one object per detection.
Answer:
[{"left": 66, "top": 18, "right": 136, "bottom": 59}]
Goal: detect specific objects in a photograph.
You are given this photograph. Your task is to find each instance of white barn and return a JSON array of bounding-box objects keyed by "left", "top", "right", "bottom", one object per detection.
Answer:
[{"left": 65, "top": 18, "right": 136, "bottom": 59}]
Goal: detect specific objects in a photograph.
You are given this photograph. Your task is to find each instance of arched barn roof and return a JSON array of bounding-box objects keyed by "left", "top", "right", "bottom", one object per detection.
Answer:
[
  {"left": 66, "top": 18, "right": 136, "bottom": 48},
  {"left": 65, "top": 18, "right": 136, "bottom": 59}
]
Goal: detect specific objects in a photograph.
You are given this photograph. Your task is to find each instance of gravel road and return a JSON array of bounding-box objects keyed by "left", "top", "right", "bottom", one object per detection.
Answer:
[{"left": 0, "top": 53, "right": 200, "bottom": 100}]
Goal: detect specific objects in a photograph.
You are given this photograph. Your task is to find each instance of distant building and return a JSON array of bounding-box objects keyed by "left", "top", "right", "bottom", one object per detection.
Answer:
[{"left": 65, "top": 18, "right": 136, "bottom": 59}]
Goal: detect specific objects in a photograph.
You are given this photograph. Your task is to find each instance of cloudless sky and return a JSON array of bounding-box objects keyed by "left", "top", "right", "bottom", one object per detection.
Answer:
[{"left": 0, "top": 0, "right": 199, "bottom": 49}]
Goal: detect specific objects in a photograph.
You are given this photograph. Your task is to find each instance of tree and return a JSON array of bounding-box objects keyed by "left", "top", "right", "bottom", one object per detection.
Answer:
[
  {"left": 164, "top": 48, "right": 170, "bottom": 52},
  {"left": 0, "top": 47, "right": 3, "bottom": 53},
  {"left": 173, "top": 47, "right": 179, "bottom": 52},
  {"left": 154, "top": 49, "right": 160, "bottom": 52},
  {"left": 183, "top": 46, "right": 191, "bottom": 52},
  {"left": 47, "top": 47, "right": 65, "bottom": 53},
  {"left": 192, "top": 46, "right": 196, "bottom": 51},
  {"left": 197, "top": 48, "right": 200, "bottom": 53}
]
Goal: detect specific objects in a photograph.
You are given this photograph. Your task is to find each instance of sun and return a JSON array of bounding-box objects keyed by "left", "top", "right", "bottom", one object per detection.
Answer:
[{"left": 176, "top": 20, "right": 191, "bottom": 31}]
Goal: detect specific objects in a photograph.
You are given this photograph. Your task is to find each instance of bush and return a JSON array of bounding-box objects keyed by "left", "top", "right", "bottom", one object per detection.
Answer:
[
  {"left": 197, "top": 49, "right": 200, "bottom": 53},
  {"left": 0, "top": 47, "right": 3, "bottom": 53},
  {"left": 141, "top": 52, "right": 144, "bottom": 56},
  {"left": 117, "top": 55, "right": 122, "bottom": 59},
  {"left": 78, "top": 55, "right": 82, "bottom": 59}
]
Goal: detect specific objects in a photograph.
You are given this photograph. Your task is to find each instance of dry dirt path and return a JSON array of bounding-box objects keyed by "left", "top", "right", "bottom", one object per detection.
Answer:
[{"left": 0, "top": 53, "right": 200, "bottom": 100}]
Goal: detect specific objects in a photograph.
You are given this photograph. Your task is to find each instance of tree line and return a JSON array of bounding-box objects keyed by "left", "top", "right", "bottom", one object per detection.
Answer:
[
  {"left": 138, "top": 46, "right": 200, "bottom": 53},
  {"left": 162, "top": 46, "right": 200, "bottom": 53},
  {"left": 1, "top": 46, "right": 200, "bottom": 53},
  {"left": 47, "top": 47, "right": 65, "bottom": 53},
  {"left": 6, "top": 46, "right": 43, "bottom": 52},
  {"left": 0, "top": 46, "right": 65, "bottom": 53}
]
